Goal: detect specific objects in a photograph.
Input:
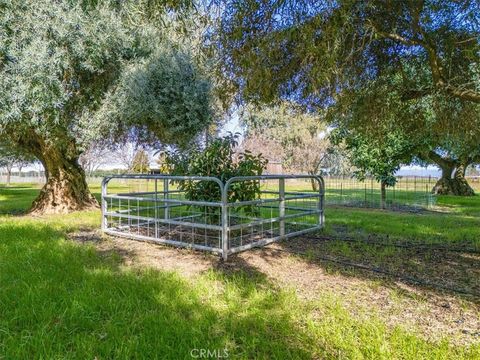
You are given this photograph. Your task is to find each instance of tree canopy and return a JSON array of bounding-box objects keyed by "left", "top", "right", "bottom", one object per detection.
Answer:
[
  {"left": 216, "top": 0, "right": 480, "bottom": 106},
  {"left": 214, "top": 0, "right": 480, "bottom": 195},
  {"left": 0, "top": 0, "right": 214, "bottom": 213}
]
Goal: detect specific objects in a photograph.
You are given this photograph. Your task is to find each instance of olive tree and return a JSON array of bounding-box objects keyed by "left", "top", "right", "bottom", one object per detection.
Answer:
[
  {"left": 215, "top": 1, "right": 480, "bottom": 106},
  {"left": 213, "top": 1, "right": 480, "bottom": 195},
  {"left": 0, "top": 1, "right": 213, "bottom": 213},
  {"left": 330, "top": 66, "right": 480, "bottom": 196}
]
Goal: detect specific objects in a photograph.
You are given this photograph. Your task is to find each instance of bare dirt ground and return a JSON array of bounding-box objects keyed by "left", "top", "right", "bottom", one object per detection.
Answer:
[{"left": 69, "top": 230, "right": 480, "bottom": 347}]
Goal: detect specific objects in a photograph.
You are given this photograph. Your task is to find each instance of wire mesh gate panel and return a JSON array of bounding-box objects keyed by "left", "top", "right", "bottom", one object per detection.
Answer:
[{"left": 101, "top": 175, "right": 324, "bottom": 260}]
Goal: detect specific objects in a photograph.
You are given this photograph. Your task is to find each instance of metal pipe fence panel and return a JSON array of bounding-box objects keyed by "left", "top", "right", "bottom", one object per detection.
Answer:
[{"left": 101, "top": 174, "right": 325, "bottom": 260}]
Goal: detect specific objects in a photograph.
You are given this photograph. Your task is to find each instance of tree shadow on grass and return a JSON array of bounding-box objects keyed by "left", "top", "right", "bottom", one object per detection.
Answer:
[
  {"left": 272, "top": 235, "right": 480, "bottom": 304},
  {"left": 211, "top": 242, "right": 480, "bottom": 354},
  {"left": 0, "top": 221, "right": 321, "bottom": 359}
]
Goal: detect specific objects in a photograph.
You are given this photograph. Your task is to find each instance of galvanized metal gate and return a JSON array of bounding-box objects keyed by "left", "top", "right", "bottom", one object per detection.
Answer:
[{"left": 102, "top": 175, "right": 324, "bottom": 260}]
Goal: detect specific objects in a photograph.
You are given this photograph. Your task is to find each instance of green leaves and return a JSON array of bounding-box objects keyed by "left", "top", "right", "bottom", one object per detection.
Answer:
[
  {"left": 333, "top": 127, "right": 414, "bottom": 186},
  {"left": 215, "top": 0, "right": 480, "bottom": 109},
  {"left": 94, "top": 46, "right": 213, "bottom": 147},
  {"left": 164, "top": 133, "right": 268, "bottom": 216},
  {"left": 0, "top": 0, "right": 213, "bottom": 154},
  {"left": 0, "top": 1, "right": 134, "bottom": 144}
]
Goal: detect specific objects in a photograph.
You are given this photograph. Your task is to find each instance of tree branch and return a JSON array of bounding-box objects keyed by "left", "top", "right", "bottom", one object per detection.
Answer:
[
  {"left": 426, "top": 151, "right": 457, "bottom": 170},
  {"left": 370, "top": 15, "right": 480, "bottom": 103},
  {"left": 369, "top": 25, "right": 423, "bottom": 47},
  {"left": 442, "top": 84, "right": 480, "bottom": 103}
]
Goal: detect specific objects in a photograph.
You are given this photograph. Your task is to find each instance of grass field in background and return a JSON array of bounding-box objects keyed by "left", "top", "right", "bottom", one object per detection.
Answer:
[
  {"left": 5, "top": 174, "right": 479, "bottom": 209},
  {"left": 0, "top": 184, "right": 479, "bottom": 359}
]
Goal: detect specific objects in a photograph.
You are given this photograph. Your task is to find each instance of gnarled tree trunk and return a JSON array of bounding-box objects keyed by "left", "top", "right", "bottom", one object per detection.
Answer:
[
  {"left": 30, "top": 150, "right": 98, "bottom": 215},
  {"left": 432, "top": 160, "right": 455, "bottom": 195},
  {"left": 19, "top": 131, "right": 99, "bottom": 214},
  {"left": 431, "top": 159, "right": 475, "bottom": 196}
]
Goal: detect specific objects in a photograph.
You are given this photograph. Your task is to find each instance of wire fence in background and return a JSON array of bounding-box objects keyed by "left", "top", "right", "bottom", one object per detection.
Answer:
[
  {"left": 5, "top": 172, "right": 478, "bottom": 211},
  {"left": 97, "top": 175, "right": 438, "bottom": 211},
  {"left": 0, "top": 175, "right": 103, "bottom": 185},
  {"left": 279, "top": 176, "right": 439, "bottom": 210},
  {"left": 323, "top": 176, "right": 438, "bottom": 210},
  {"left": 0, "top": 174, "right": 46, "bottom": 184}
]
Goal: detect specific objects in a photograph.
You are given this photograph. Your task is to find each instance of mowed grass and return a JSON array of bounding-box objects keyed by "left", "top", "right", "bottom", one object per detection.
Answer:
[
  {"left": 281, "top": 179, "right": 480, "bottom": 248},
  {"left": 323, "top": 196, "right": 480, "bottom": 249},
  {"left": 0, "top": 184, "right": 479, "bottom": 359}
]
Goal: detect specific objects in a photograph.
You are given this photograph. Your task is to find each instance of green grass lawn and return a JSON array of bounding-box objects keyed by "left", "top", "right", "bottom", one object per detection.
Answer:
[
  {"left": 323, "top": 196, "right": 480, "bottom": 249},
  {"left": 0, "top": 184, "right": 479, "bottom": 359}
]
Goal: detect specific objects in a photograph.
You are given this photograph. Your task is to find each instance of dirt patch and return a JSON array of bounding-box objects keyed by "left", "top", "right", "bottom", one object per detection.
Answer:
[
  {"left": 69, "top": 230, "right": 103, "bottom": 244},
  {"left": 237, "top": 243, "right": 480, "bottom": 346},
  {"left": 68, "top": 230, "right": 480, "bottom": 346},
  {"left": 280, "top": 236, "right": 480, "bottom": 296},
  {"left": 73, "top": 231, "right": 218, "bottom": 276}
]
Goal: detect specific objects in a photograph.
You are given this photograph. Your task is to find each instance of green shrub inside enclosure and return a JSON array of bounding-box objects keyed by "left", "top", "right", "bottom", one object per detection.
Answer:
[{"left": 162, "top": 133, "right": 268, "bottom": 216}]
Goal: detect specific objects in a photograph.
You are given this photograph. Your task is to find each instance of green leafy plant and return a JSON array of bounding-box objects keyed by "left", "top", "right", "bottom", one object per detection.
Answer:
[{"left": 164, "top": 133, "right": 267, "bottom": 216}]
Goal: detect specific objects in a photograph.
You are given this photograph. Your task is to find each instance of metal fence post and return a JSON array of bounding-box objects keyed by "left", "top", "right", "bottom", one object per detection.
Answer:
[
  {"left": 279, "top": 178, "right": 285, "bottom": 239},
  {"left": 221, "top": 182, "right": 229, "bottom": 261},
  {"left": 318, "top": 177, "right": 325, "bottom": 228},
  {"left": 364, "top": 181, "right": 367, "bottom": 206},
  {"left": 164, "top": 179, "right": 169, "bottom": 220},
  {"left": 154, "top": 179, "right": 158, "bottom": 238},
  {"left": 101, "top": 178, "right": 108, "bottom": 231}
]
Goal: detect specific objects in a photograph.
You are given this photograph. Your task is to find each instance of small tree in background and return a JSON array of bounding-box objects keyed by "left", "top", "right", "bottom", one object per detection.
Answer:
[
  {"left": 0, "top": 156, "right": 15, "bottom": 187},
  {"left": 332, "top": 129, "right": 414, "bottom": 209},
  {"left": 131, "top": 149, "right": 151, "bottom": 174},
  {"left": 242, "top": 102, "right": 333, "bottom": 190},
  {"left": 0, "top": 143, "right": 35, "bottom": 186},
  {"left": 79, "top": 143, "right": 114, "bottom": 177}
]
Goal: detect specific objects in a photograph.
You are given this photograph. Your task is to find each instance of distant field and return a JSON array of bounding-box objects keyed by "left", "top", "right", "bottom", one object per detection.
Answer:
[
  {"left": 97, "top": 175, "right": 438, "bottom": 210},
  {"left": 3, "top": 174, "right": 479, "bottom": 208}
]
